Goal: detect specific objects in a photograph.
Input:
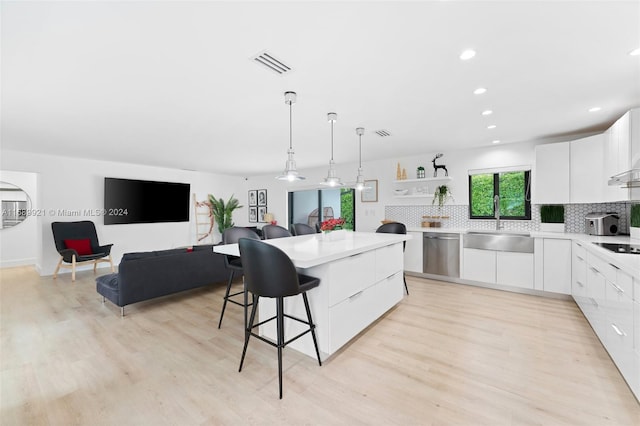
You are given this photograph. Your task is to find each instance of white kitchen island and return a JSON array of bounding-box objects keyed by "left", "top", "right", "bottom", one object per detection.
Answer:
[{"left": 214, "top": 231, "right": 409, "bottom": 360}]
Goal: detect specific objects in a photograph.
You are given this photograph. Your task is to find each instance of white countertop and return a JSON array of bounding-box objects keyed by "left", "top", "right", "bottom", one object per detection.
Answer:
[
  {"left": 214, "top": 231, "right": 410, "bottom": 269},
  {"left": 406, "top": 227, "right": 640, "bottom": 277}
]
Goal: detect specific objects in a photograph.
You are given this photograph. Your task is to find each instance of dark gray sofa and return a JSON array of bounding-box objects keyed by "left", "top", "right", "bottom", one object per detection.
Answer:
[{"left": 96, "top": 244, "right": 229, "bottom": 315}]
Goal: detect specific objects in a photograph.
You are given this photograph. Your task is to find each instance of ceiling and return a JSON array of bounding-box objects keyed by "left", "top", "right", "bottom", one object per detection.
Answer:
[{"left": 2, "top": 1, "right": 639, "bottom": 177}]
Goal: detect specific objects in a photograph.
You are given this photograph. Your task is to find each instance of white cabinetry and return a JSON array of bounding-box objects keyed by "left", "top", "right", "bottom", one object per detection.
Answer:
[
  {"left": 534, "top": 238, "right": 572, "bottom": 294},
  {"left": 534, "top": 142, "right": 570, "bottom": 204},
  {"left": 404, "top": 231, "right": 423, "bottom": 273},
  {"left": 571, "top": 245, "right": 639, "bottom": 401},
  {"left": 604, "top": 108, "right": 640, "bottom": 201},
  {"left": 570, "top": 134, "right": 604, "bottom": 203},
  {"left": 462, "top": 247, "right": 533, "bottom": 289},
  {"left": 463, "top": 248, "right": 496, "bottom": 283}
]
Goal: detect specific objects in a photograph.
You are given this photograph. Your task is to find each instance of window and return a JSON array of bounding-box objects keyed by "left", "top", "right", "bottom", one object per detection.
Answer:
[{"left": 468, "top": 170, "right": 531, "bottom": 220}]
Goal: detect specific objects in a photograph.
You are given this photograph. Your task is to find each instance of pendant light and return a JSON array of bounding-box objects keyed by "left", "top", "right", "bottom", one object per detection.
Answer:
[
  {"left": 276, "top": 91, "right": 305, "bottom": 181},
  {"left": 320, "top": 112, "right": 343, "bottom": 187},
  {"left": 354, "top": 127, "right": 366, "bottom": 190}
]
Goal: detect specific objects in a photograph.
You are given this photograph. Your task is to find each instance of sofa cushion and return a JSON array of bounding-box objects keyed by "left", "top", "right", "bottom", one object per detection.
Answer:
[
  {"left": 96, "top": 273, "right": 120, "bottom": 305},
  {"left": 153, "top": 248, "right": 188, "bottom": 257},
  {"left": 122, "top": 251, "right": 157, "bottom": 261}
]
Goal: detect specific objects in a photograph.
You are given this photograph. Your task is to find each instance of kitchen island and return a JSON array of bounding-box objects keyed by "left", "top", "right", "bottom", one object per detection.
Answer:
[{"left": 214, "top": 231, "right": 410, "bottom": 360}]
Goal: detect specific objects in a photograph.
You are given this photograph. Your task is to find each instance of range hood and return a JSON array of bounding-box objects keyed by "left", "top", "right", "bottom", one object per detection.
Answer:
[{"left": 608, "top": 169, "right": 640, "bottom": 188}]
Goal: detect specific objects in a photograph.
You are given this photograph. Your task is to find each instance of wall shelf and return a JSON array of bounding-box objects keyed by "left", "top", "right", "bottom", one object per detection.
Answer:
[{"left": 393, "top": 176, "right": 452, "bottom": 184}]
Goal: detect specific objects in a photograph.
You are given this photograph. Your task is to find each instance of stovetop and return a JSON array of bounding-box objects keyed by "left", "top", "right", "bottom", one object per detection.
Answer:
[{"left": 593, "top": 242, "right": 640, "bottom": 255}]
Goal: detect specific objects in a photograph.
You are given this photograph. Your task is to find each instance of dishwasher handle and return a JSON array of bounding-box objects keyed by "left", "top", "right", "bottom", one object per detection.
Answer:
[{"left": 423, "top": 235, "right": 459, "bottom": 240}]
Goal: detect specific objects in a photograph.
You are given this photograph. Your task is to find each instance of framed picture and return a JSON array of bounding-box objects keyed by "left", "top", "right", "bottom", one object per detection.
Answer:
[
  {"left": 249, "top": 206, "right": 257, "bottom": 223},
  {"left": 257, "top": 189, "right": 267, "bottom": 206},
  {"left": 258, "top": 206, "right": 267, "bottom": 223},
  {"left": 248, "top": 190, "right": 257, "bottom": 206},
  {"left": 361, "top": 179, "right": 378, "bottom": 202}
]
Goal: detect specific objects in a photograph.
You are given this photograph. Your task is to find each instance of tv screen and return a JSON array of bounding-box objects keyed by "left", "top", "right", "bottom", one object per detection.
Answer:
[{"left": 104, "top": 178, "right": 190, "bottom": 225}]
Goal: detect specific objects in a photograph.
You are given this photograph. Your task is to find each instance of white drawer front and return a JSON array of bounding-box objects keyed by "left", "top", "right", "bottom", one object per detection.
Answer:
[
  {"left": 328, "top": 272, "right": 403, "bottom": 352},
  {"left": 375, "top": 243, "right": 403, "bottom": 282},
  {"left": 328, "top": 250, "right": 376, "bottom": 307}
]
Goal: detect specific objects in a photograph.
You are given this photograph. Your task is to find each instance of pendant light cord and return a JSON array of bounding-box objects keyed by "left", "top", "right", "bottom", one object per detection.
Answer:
[
  {"left": 331, "top": 120, "right": 334, "bottom": 161},
  {"left": 289, "top": 101, "right": 293, "bottom": 150}
]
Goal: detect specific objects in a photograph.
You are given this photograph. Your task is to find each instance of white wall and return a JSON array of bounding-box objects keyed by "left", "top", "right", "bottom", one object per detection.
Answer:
[
  {"left": 0, "top": 170, "right": 39, "bottom": 267},
  {"left": 245, "top": 141, "right": 537, "bottom": 232},
  {"left": 1, "top": 150, "right": 246, "bottom": 275}
]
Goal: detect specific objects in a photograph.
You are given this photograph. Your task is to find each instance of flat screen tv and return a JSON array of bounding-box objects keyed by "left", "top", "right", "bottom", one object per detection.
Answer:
[{"left": 104, "top": 178, "right": 190, "bottom": 225}]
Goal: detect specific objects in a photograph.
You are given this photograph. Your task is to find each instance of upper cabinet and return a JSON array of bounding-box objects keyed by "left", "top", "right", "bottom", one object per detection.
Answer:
[
  {"left": 533, "top": 142, "right": 570, "bottom": 204},
  {"left": 604, "top": 108, "right": 640, "bottom": 201},
  {"left": 570, "top": 134, "right": 604, "bottom": 204}
]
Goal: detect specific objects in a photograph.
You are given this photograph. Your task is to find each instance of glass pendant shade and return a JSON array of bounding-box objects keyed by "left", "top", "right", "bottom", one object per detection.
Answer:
[
  {"left": 321, "top": 112, "right": 343, "bottom": 186},
  {"left": 276, "top": 91, "right": 305, "bottom": 181}
]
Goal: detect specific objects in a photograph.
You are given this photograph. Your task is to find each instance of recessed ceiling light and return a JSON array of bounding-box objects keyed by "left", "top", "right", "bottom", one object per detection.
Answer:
[
  {"left": 588, "top": 107, "right": 602, "bottom": 112},
  {"left": 473, "top": 87, "right": 487, "bottom": 95},
  {"left": 482, "top": 110, "right": 493, "bottom": 116},
  {"left": 487, "top": 125, "right": 497, "bottom": 129},
  {"left": 492, "top": 140, "right": 501, "bottom": 144},
  {"left": 629, "top": 48, "right": 640, "bottom": 56},
  {"left": 460, "top": 49, "right": 476, "bottom": 60}
]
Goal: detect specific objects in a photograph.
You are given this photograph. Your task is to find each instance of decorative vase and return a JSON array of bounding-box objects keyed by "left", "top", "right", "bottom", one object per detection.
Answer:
[
  {"left": 540, "top": 222, "right": 565, "bottom": 233},
  {"left": 631, "top": 227, "right": 640, "bottom": 241},
  {"left": 322, "top": 229, "right": 346, "bottom": 241}
]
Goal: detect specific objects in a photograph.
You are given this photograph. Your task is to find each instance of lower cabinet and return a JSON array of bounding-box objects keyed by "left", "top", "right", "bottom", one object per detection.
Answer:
[
  {"left": 572, "top": 246, "right": 639, "bottom": 402},
  {"left": 462, "top": 248, "right": 533, "bottom": 289},
  {"left": 540, "top": 238, "right": 572, "bottom": 294},
  {"left": 404, "top": 231, "right": 423, "bottom": 273}
]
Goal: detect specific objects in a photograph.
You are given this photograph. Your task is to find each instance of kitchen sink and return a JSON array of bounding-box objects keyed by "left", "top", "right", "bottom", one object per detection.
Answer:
[{"left": 464, "top": 231, "right": 534, "bottom": 253}]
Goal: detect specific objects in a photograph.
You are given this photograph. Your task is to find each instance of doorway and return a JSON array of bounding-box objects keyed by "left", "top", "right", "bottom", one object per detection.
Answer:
[{"left": 288, "top": 188, "right": 355, "bottom": 231}]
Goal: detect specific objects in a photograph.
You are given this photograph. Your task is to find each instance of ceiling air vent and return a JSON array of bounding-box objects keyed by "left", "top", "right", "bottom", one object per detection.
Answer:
[
  {"left": 375, "top": 129, "right": 391, "bottom": 137},
  {"left": 252, "top": 51, "right": 292, "bottom": 75}
]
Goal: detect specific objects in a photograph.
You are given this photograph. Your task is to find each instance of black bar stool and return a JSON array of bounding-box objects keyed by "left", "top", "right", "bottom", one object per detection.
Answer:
[
  {"left": 218, "top": 227, "right": 260, "bottom": 329},
  {"left": 237, "top": 237, "right": 322, "bottom": 399},
  {"left": 376, "top": 222, "right": 409, "bottom": 295}
]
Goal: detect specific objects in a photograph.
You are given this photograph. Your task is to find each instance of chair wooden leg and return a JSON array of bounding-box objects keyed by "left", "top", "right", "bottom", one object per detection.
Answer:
[
  {"left": 239, "top": 294, "right": 258, "bottom": 372},
  {"left": 53, "top": 257, "right": 63, "bottom": 279},
  {"left": 276, "top": 297, "right": 285, "bottom": 399},
  {"left": 108, "top": 255, "right": 114, "bottom": 273},
  {"left": 218, "top": 270, "right": 235, "bottom": 329},
  {"left": 93, "top": 260, "right": 98, "bottom": 274},
  {"left": 71, "top": 255, "right": 76, "bottom": 282}
]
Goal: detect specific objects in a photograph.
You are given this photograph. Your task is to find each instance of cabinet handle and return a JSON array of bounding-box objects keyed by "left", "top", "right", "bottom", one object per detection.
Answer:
[
  {"left": 349, "top": 291, "right": 364, "bottom": 300},
  {"left": 609, "top": 281, "right": 624, "bottom": 294},
  {"left": 611, "top": 323, "right": 626, "bottom": 337},
  {"left": 609, "top": 263, "right": 619, "bottom": 270},
  {"left": 576, "top": 255, "right": 584, "bottom": 261},
  {"left": 576, "top": 280, "right": 584, "bottom": 287},
  {"left": 591, "top": 298, "right": 598, "bottom": 308},
  {"left": 589, "top": 266, "right": 600, "bottom": 274}
]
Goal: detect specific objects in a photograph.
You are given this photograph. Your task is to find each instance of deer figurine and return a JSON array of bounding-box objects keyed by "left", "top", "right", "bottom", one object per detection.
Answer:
[{"left": 432, "top": 153, "right": 448, "bottom": 177}]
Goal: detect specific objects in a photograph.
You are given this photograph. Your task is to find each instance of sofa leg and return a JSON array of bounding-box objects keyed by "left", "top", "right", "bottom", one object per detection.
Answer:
[
  {"left": 121, "top": 306, "right": 125, "bottom": 317},
  {"left": 102, "top": 296, "right": 105, "bottom": 303}
]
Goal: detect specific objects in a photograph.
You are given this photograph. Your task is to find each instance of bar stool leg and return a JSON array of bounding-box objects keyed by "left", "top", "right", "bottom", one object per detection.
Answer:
[
  {"left": 403, "top": 274, "right": 409, "bottom": 295},
  {"left": 218, "top": 270, "right": 235, "bottom": 328},
  {"left": 302, "top": 292, "right": 322, "bottom": 367},
  {"left": 239, "top": 294, "right": 258, "bottom": 372},
  {"left": 276, "top": 297, "right": 285, "bottom": 399}
]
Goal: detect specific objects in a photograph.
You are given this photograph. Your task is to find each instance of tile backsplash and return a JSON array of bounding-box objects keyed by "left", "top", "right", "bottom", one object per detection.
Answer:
[{"left": 384, "top": 202, "right": 632, "bottom": 234}]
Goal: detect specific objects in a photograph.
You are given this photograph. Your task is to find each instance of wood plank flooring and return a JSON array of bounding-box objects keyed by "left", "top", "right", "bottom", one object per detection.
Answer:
[{"left": 1, "top": 266, "right": 639, "bottom": 425}]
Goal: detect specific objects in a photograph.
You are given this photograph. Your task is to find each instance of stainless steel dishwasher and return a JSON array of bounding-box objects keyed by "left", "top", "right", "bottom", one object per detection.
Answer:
[{"left": 423, "top": 232, "right": 460, "bottom": 278}]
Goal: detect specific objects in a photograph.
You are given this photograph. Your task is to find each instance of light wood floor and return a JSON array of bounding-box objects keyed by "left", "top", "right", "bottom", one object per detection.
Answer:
[{"left": 1, "top": 266, "right": 639, "bottom": 425}]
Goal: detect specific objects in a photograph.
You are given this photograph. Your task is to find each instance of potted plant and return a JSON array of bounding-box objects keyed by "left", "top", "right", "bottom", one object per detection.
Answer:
[
  {"left": 630, "top": 203, "right": 640, "bottom": 240},
  {"left": 540, "top": 204, "right": 565, "bottom": 232},
  {"left": 208, "top": 194, "right": 242, "bottom": 236},
  {"left": 432, "top": 185, "right": 452, "bottom": 208}
]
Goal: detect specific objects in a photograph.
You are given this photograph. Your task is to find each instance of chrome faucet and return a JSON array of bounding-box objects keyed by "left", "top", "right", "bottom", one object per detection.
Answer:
[{"left": 494, "top": 195, "right": 502, "bottom": 230}]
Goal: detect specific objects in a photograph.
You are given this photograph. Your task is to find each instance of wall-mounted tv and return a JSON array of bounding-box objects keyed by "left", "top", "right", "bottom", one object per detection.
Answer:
[{"left": 104, "top": 178, "right": 190, "bottom": 225}]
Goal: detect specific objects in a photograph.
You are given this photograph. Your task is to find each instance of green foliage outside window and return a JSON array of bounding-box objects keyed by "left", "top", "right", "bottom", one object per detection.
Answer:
[
  {"left": 469, "top": 171, "right": 530, "bottom": 219},
  {"left": 340, "top": 188, "right": 355, "bottom": 230}
]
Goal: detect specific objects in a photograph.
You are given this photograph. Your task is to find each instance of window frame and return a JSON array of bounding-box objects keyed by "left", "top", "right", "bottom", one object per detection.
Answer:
[{"left": 468, "top": 170, "right": 531, "bottom": 220}]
